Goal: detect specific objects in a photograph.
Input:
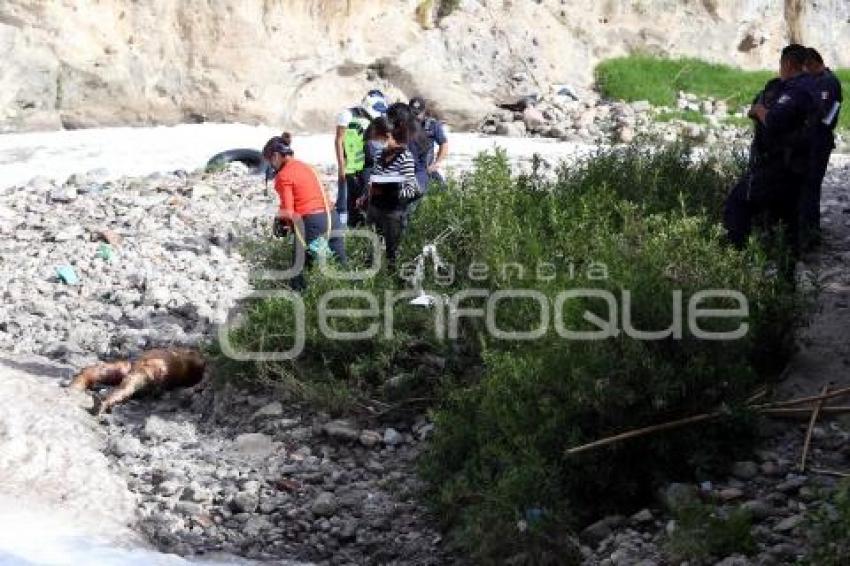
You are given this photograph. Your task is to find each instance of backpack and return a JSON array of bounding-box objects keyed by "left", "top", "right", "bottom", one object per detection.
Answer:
[{"left": 342, "top": 107, "right": 373, "bottom": 175}]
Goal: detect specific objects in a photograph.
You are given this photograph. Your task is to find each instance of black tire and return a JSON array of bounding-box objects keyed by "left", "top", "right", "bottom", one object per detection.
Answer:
[{"left": 206, "top": 148, "right": 269, "bottom": 175}]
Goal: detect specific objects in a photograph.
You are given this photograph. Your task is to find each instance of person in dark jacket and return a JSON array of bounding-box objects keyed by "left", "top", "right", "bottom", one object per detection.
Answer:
[
  {"left": 724, "top": 44, "right": 819, "bottom": 254},
  {"left": 801, "top": 47, "right": 843, "bottom": 246}
]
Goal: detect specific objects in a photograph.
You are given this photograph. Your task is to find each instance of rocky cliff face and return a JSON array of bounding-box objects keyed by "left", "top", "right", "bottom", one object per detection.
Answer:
[{"left": 1, "top": 0, "right": 848, "bottom": 133}]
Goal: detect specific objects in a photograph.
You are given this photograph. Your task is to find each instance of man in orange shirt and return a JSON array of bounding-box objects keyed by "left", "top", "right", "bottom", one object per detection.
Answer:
[{"left": 263, "top": 136, "right": 346, "bottom": 290}]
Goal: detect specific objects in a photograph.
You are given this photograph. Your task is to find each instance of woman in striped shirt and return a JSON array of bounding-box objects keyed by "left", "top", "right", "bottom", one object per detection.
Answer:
[{"left": 357, "top": 115, "right": 421, "bottom": 269}]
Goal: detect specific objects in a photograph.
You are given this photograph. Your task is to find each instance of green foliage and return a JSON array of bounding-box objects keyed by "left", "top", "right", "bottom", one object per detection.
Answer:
[
  {"left": 414, "top": 145, "right": 797, "bottom": 559},
  {"left": 436, "top": 0, "right": 460, "bottom": 19},
  {"left": 665, "top": 502, "right": 755, "bottom": 562},
  {"left": 595, "top": 55, "right": 774, "bottom": 108},
  {"left": 214, "top": 144, "right": 799, "bottom": 561},
  {"left": 804, "top": 480, "right": 850, "bottom": 565},
  {"left": 595, "top": 54, "right": 850, "bottom": 131},
  {"left": 655, "top": 109, "right": 709, "bottom": 124}
]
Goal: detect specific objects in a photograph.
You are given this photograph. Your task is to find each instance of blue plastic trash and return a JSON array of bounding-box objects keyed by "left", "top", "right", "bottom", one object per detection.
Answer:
[{"left": 56, "top": 265, "right": 79, "bottom": 285}]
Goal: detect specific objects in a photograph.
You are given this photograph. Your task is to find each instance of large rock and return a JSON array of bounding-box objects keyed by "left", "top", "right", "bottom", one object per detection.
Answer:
[{"left": 4, "top": 1, "right": 849, "bottom": 132}]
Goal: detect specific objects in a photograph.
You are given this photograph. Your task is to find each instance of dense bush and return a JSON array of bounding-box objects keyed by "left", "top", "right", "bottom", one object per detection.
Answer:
[
  {"left": 804, "top": 480, "right": 850, "bottom": 565},
  {"left": 214, "top": 144, "right": 800, "bottom": 561}
]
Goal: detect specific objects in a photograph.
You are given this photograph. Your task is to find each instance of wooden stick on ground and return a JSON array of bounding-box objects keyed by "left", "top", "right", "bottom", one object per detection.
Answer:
[
  {"left": 565, "top": 386, "right": 850, "bottom": 457},
  {"left": 565, "top": 411, "right": 723, "bottom": 456},
  {"left": 810, "top": 467, "right": 850, "bottom": 479},
  {"left": 800, "top": 385, "right": 830, "bottom": 472},
  {"left": 754, "top": 385, "right": 850, "bottom": 411},
  {"left": 762, "top": 406, "right": 850, "bottom": 418}
]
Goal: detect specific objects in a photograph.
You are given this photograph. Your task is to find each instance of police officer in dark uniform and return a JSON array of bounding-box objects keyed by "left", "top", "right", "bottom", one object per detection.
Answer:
[
  {"left": 801, "top": 47, "right": 843, "bottom": 246},
  {"left": 723, "top": 44, "right": 818, "bottom": 254}
]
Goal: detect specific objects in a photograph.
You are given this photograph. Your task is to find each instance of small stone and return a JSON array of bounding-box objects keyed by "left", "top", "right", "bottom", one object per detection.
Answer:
[
  {"left": 143, "top": 415, "right": 197, "bottom": 443},
  {"left": 233, "top": 433, "right": 275, "bottom": 458},
  {"left": 719, "top": 488, "right": 745, "bottom": 502},
  {"left": 580, "top": 518, "right": 612, "bottom": 545},
  {"left": 96, "top": 229, "right": 123, "bottom": 248},
  {"left": 618, "top": 126, "right": 636, "bottom": 144},
  {"left": 230, "top": 492, "right": 260, "bottom": 514},
  {"left": 251, "top": 401, "right": 284, "bottom": 420},
  {"left": 742, "top": 499, "right": 774, "bottom": 521},
  {"left": 191, "top": 184, "right": 217, "bottom": 199},
  {"left": 495, "top": 121, "right": 526, "bottom": 137},
  {"left": 181, "top": 485, "right": 213, "bottom": 503},
  {"left": 359, "top": 430, "right": 382, "bottom": 448},
  {"left": 107, "top": 436, "right": 142, "bottom": 457},
  {"left": 383, "top": 428, "right": 403, "bottom": 446},
  {"left": 631, "top": 100, "right": 651, "bottom": 113},
  {"left": 174, "top": 501, "right": 204, "bottom": 516},
  {"left": 337, "top": 520, "right": 357, "bottom": 542},
  {"left": 731, "top": 461, "right": 759, "bottom": 480},
  {"left": 323, "top": 419, "right": 360, "bottom": 442},
  {"left": 311, "top": 492, "right": 337, "bottom": 518},
  {"left": 630, "top": 509, "right": 653, "bottom": 524},
  {"left": 243, "top": 516, "right": 272, "bottom": 537},
  {"left": 775, "top": 514, "right": 804, "bottom": 532},
  {"left": 523, "top": 106, "right": 547, "bottom": 132},
  {"left": 776, "top": 477, "right": 807, "bottom": 494},
  {"left": 50, "top": 186, "right": 78, "bottom": 203}
]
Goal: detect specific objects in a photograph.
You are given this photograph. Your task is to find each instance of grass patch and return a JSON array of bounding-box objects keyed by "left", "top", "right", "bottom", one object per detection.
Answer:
[
  {"left": 595, "top": 55, "right": 774, "bottom": 108},
  {"left": 596, "top": 54, "right": 849, "bottom": 131},
  {"left": 666, "top": 502, "right": 755, "bottom": 562},
  {"left": 214, "top": 143, "right": 800, "bottom": 562}
]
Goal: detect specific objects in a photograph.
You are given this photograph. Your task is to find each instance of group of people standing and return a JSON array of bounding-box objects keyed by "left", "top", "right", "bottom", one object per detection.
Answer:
[
  {"left": 724, "top": 44, "right": 843, "bottom": 256},
  {"left": 261, "top": 90, "right": 449, "bottom": 288}
]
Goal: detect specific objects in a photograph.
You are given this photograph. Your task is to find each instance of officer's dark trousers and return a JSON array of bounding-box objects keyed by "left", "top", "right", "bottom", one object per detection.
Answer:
[
  {"left": 338, "top": 170, "right": 368, "bottom": 228},
  {"left": 724, "top": 166, "right": 802, "bottom": 253},
  {"left": 800, "top": 128, "right": 834, "bottom": 240}
]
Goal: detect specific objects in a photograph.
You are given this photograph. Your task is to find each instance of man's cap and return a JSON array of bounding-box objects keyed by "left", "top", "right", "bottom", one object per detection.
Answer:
[{"left": 362, "top": 91, "right": 389, "bottom": 119}]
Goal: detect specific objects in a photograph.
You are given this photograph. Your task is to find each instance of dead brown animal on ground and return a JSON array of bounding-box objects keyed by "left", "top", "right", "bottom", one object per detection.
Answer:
[{"left": 69, "top": 348, "right": 205, "bottom": 414}]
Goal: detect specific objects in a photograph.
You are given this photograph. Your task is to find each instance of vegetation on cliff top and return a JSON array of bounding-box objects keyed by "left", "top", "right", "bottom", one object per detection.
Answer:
[{"left": 595, "top": 54, "right": 850, "bottom": 130}]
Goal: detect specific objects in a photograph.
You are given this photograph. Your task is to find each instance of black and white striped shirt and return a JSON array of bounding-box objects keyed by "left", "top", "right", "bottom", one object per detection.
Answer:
[{"left": 370, "top": 147, "right": 420, "bottom": 210}]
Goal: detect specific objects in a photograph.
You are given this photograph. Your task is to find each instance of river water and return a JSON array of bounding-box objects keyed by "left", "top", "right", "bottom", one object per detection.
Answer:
[{"left": 0, "top": 123, "right": 595, "bottom": 190}]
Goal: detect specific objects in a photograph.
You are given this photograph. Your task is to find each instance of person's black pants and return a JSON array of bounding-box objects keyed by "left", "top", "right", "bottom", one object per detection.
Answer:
[
  {"left": 338, "top": 171, "right": 368, "bottom": 228},
  {"left": 723, "top": 166, "right": 803, "bottom": 253},
  {"left": 367, "top": 205, "right": 405, "bottom": 270},
  {"left": 800, "top": 128, "right": 834, "bottom": 242}
]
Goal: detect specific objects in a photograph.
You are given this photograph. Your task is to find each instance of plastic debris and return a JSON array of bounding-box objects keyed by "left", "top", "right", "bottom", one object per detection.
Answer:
[
  {"left": 97, "top": 243, "right": 114, "bottom": 261},
  {"left": 55, "top": 265, "right": 79, "bottom": 285}
]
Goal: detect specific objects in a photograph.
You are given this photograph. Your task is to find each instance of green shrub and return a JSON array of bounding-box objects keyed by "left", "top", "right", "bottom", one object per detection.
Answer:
[
  {"left": 214, "top": 144, "right": 799, "bottom": 561},
  {"left": 804, "top": 480, "right": 850, "bottom": 565},
  {"left": 414, "top": 146, "right": 797, "bottom": 560},
  {"left": 665, "top": 502, "right": 755, "bottom": 563}
]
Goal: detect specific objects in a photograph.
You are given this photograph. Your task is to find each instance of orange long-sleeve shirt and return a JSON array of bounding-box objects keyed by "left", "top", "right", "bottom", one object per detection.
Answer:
[{"left": 274, "top": 158, "right": 328, "bottom": 219}]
